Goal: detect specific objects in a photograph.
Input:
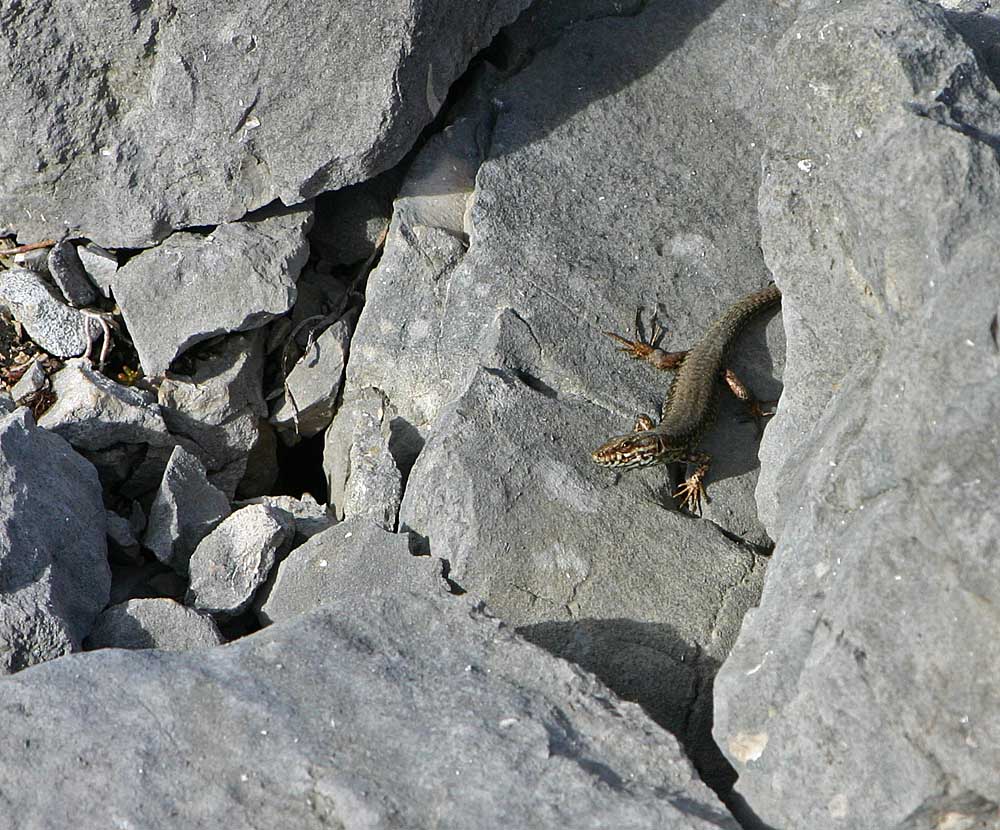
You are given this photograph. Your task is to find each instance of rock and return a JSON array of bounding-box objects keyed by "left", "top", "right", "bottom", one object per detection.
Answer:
[
  {"left": 47, "top": 239, "right": 99, "bottom": 307},
  {"left": 76, "top": 243, "right": 118, "bottom": 297},
  {"left": 270, "top": 313, "right": 353, "bottom": 439},
  {"left": 0, "top": 390, "right": 14, "bottom": 414},
  {"left": 0, "top": 1, "right": 533, "bottom": 248},
  {"left": 39, "top": 359, "right": 174, "bottom": 451},
  {"left": 85, "top": 599, "right": 223, "bottom": 652},
  {"left": 0, "top": 409, "right": 110, "bottom": 672},
  {"left": 144, "top": 446, "right": 231, "bottom": 573},
  {"left": 0, "top": 591, "right": 737, "bottom": 828},
  {"left": 0, "top": 267, "right": 87, "bottom": 356},
  {"left": 234, "top": 493, "right": 335, "bottom": 546},
  {"left": 337, "top": 0, "right": 785, "bottom": 790},
  {"left": 157, "top": 331, "right": 268, "bottom": 496},
  {"left": 255, "top": 518, "right": 446, "bottom": 625},
  {"left": 38, "top": 359, "right": 190, "bottom": 499},
  {"left": 324, "top": 386, "right": 408, "bottom": 521},
  {"left": 108, "top": 560, "right": 187, "bottom": 607},
  {"left": 187, "top": 504, "right": 294, "bottom": 616},
  {"left": 105, "top": 509, "right": 141, "bottom": 563},
  {"left": 111, "top": 207, "right": 312, "bottom": 376},
  {"left": 342, "top": 390, "right": 402, "bottom": 530},
  {"left": 10, "top": 357, "right": 46, "bottom": 402},
  {"left": 713, "top": 3, "right": 1000, "bottom": 828}
]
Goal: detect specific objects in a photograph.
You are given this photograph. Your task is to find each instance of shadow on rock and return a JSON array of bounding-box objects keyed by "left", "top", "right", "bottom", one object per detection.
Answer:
[{"left": 518, "top": 616, "right": 737, "bottom": 795}]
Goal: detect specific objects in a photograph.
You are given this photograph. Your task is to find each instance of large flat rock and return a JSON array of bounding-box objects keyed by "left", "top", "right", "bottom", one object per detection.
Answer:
[
  {"left": 713, "top": 2, "right": 1000, "bottom": 827},
  {"left": 0, "top": 591, "right": 738, "bottom": 829},
  {"left": 0, "top": 0, "right": 532, "bottom": 247},
  {"left": 337, "top": 0, "right": 786, "bottom": 789}
]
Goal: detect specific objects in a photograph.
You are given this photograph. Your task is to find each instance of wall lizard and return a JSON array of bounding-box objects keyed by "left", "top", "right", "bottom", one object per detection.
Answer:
[{"left": 591, "top": 284, "right": 781, "bottom": 513}]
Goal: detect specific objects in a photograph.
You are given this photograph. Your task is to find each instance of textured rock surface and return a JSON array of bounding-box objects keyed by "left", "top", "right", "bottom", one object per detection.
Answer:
[
  {"left": 187, "top": 504, "right": 293, "bottom": 616},
  {"left": 0, "top": 591, "right": 737, "bottom": 829},
  {"left": 144, "top": 446, "right": 231, "bottom": 573},
  {"left": 343, "top": 0, "right": 784, "bottom": 789},
  {"left": 112, "top": 208, "right": 312, "bottom": 376},
  {"left": 256, "top": 518, "right": 445, "bottom": 625},
  {"left": 713, "top": 2, "right": 1000, "bottom": 828},
  {"left": 235, "top": 493, "right": 334, "bottom": 546},
  {"left": 271, "top": 313, "right": 353, "bottom": 438},
  {"left": 0, "top": 0, "right": 532, "bottom": 248},
  {"left": 157, "top": 331, "right": 268, "bottom": 495},
  {"left": 86, "top": 599, "right": 223, "bottom": 652},
  {"left": 0, "top": 409, "right": 110, "bottom": 672},
  {"left": 0, "top": 267, "right": 88, "bottom": 356},
  {"left": 47, "top": 239, "right": 99, "bottom": 308}
]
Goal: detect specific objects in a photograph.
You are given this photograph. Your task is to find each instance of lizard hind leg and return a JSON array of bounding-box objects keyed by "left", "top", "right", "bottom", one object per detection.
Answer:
[{"left": 723, "top": 368, "right": 778, "bottom": 435}]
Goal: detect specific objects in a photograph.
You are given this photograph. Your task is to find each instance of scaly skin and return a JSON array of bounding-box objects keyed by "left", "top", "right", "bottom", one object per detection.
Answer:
[{"left": 591, "top": 284, "right": 781, "bottom": 512}]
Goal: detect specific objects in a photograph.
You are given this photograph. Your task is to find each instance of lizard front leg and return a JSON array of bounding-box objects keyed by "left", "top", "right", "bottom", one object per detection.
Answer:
[{"left": 673, "top": 450, "right": 711, "bottom": 514}]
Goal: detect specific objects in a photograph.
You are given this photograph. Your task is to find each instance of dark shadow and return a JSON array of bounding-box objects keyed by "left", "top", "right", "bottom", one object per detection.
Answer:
[
  {"left": 942, "top": 9, "right": 1000, "bottom": 91},
  {"left": 518, "top": 617, "right": 737, "bottom": 795}
]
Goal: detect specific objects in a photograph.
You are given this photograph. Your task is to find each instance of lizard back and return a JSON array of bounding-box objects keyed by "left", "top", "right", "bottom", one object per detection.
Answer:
[{"left": 656, "top": 284, "right": 781, "bottom": 442}]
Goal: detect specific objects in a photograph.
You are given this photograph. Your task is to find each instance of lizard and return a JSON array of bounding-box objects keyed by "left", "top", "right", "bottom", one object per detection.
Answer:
[{"left": 591, "top": 284, "right": 781, "bottom": 513}]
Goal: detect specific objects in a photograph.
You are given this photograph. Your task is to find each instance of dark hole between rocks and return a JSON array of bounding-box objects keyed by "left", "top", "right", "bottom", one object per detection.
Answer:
[{"left": 270, "top": 431, "right": 328, "bottom": 504}]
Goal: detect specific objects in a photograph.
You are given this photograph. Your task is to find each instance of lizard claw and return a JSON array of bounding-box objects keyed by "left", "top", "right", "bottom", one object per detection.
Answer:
[
  {"left": 674, "top": 473, "right": 708, "bottom": 515},
  {"left": 604, "top": 330, "right": 655, "bottom": 360}
]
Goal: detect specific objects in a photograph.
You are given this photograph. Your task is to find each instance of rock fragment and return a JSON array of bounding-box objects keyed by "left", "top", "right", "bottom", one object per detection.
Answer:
[
  {"left": 256, "top": 518, "right": 445, "bottom": 625},
  {"left": 0, "top": 267, "right": 87, "bottom": 356},
  {"left": 235, "top": 493, "right": 334, "bottom": 546},
  {"left": 144, "top": 446, "right": 231, "bottom": 573},
  {"left": 270, "top": 313, "right": 352, "bottom": 438},
  {"left": 47, "top": 239, "right": 99, "bottom": 307},
  {"left": 0, "top": 409, "right": 109, "bottom": 673},
  {"left": 187, "top": 504, "right": 294, "bottom": 616},
  {"left": 85, "top": 599, "right": 223, "bottom": 652},
  {"left": 112, "top": 208, "right": 312, "bottom": 376},
  {"left": 77, "top": 243, "right": 118, "bottom": 297}
]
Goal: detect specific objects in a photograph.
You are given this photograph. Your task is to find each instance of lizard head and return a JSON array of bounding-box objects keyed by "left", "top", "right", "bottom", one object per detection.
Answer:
[{"left": 591, "top": 430, "right": 684, "bottom": 470}]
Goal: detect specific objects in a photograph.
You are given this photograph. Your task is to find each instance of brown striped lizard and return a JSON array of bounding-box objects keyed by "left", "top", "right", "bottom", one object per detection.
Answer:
[{"left": 591, "top": 284, "right": 781, "bottom": 513}]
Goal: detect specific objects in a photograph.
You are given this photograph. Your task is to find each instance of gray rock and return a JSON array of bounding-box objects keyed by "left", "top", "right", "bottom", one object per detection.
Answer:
[
  {"left": 343, "top": 391, "right": 402, "bottom": 530},
  {"left": 144, "top": 446, "right": 231, "bottom": 573},
  {"left": 339, "top": 0, "right": 785, "bottom": 788},
  {"left": 11, "top": 247, "right": 50, "bottom": 273},
  {"left": 187, "top": 504, "right": 294, "bottom": 616},
  {"left": 0, "top": 390, "right": 14, "bottom": 414},
  {"left": 0, "top": 267, "right": 87, "bottom": 356},
  {"left": 400, "top": 367, "right": 768, "bottom": 789},
  {"left": 85, "top": 599, "right": 223, "bottom": 652},
  {"left": 256, "top": 518, "right": 446, "bottom": 625},
  {"left": 235, "top": 493, "right": 335, "bottom": 546},
  {"left": 0, "top": 409, "right": 110, "bottom": 672},
  {"left": 0, "top": 591, "right": 736, "bottom": 828},
  {"left": 76, "top": 243, "right": 118, "bottom": 297},
  {"left": 713, "top": 3, "right": 1000, "bottom": 828},
  {"left": 47, "top": 239, "right": 99, "bottom": 307},
  {"left": 39, "top": 359, "right": 175, "bottom": 451},
  {"left": 38, "top": 359, "right": 191, "bottom": 499},
  {"left": 271, "top": 313, "right": 353, "bottom": 438},
  {"left": 112, "top": 207, "right": 312, "bottom": 376},
  {"left": 105, "top": 509, "right": 141, "bottom": 564},
  {"left": 9, "top": 357, "right": 46, "bottom": 402},
  {"left": 157, "top": 331, "right": 268, "bottom": 496},
  {"left": 0, "top": 1, "right": 532, "bottom": 248}
]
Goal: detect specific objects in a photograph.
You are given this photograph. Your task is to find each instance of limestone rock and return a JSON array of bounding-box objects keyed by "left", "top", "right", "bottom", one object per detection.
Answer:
[
  {"left": 85, "top": 599, "right": 223, "bottom": 652},
  {"left": 144, "top": 446, "right": 231, "bottom": 573},
  {"left": 111, "top": 207, "right": 312, "bottom": 376},
  {"left": 0, "top": 409, "right": 110, "bottom": 673},
  {"left": 256, "top": 518, "right": 446, "bottom": 625},
  {"left": 187, "top": 504, "right": 294, "bottom": 616}
]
